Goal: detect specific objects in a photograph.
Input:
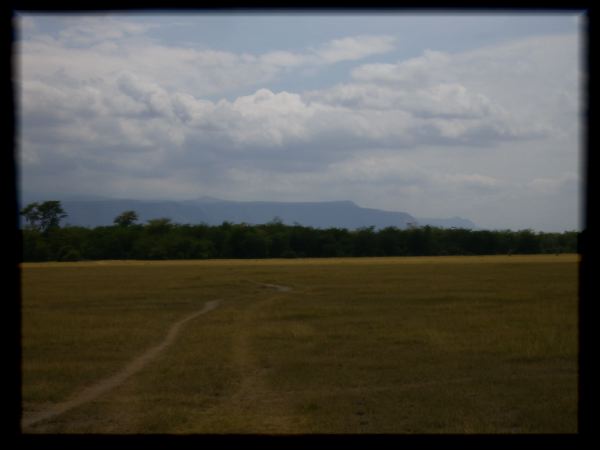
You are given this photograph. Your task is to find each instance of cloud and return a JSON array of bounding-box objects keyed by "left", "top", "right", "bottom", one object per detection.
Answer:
[
  {"left": 18, "top": 17, "right": 397, "bottom": 99},
  {"left": 16, "top": 16, "right": 582, "bottom": 231},
  {"left": 55, "top": 16, "right": 157, "bottom": 45},
  {"left": 326, "top": 154, "right": 429, "bottom": 185},
  {"left": 313, "top": 35, "right": 396, "bottom": 63},
  {"left": 438, "top": 173, "right": 502, "bottom": 193},
  {"left": 297, "top": 35, "right": 581, "bottom": 149},
  {"left": 19, "top": 17, "right": 575, "bottom": 163},
  {"left": 303, "top": 81, "right": 495, "bottom": 118},
  {"left": 259, "top": 50, "right": 308, "bottom": 67},
  {"left": 350, "top": 34, "right": 579, "bottom": 132},
  {"left": 18, "top": 32, "right": 577, "bottom": 175},
  {"left": 527, "top": 172, "right": 579, "bottom": 195},
  {"left": 352, "top": 49, "right": 451, "bottom": 85},
  {"left": 257, "top": 35, "right": 397, "bottom": 68}
]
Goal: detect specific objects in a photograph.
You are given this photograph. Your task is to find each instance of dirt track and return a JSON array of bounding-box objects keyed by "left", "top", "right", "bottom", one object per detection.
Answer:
[
  {"left": 248, "top": 280, "right": 293, "bottom": 292},
  {"left": 22, "top": 299, "right": 221, "bottom": 431}
]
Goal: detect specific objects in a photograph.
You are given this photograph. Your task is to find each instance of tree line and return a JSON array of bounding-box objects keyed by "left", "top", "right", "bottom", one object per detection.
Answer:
[{"left": 20, "top": 201, "right": 579, "bottom": 262}]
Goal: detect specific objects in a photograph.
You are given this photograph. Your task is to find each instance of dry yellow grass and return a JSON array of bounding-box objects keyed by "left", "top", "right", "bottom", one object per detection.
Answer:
[
  {"left": 21, "top": 255, "right": 578, "bottom": 433},
  {"left": 21, "top": 253, "right": 579, "bottom": 268}
]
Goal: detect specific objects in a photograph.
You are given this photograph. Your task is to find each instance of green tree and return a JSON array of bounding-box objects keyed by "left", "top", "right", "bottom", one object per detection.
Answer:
[
  {"left": 21, "top": 229, "right": 49, "bottom": 261},
  {"left": 354, "top": 226, "right": 377, "bottom": 256},
  {"left": 20, "top": 201, "right": 67, "bottom": 234},
  {"left": 146, "top": 218, "right": 173, "bottom": 234},
  {"left": 113, "top": 210, "right": 139, "bottom": 227},
  {"left": 515, "top": 229, "right": 541, "bottom": 254},
  {"left": 20, "top": 202, "right": 41, "bottom": 230}
]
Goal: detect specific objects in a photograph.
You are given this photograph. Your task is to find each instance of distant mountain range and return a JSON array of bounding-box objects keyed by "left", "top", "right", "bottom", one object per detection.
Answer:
[{"left": 19, "top": 195, "right": 478, "bottom": 230}]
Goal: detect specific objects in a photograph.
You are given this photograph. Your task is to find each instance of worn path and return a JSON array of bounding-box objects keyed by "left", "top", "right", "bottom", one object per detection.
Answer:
[
  {"left": 204, "top": 280, "right": 303, "bottom": 432},
  {"left": 22, "top": 299, "right": 221, "bottom": 431}
]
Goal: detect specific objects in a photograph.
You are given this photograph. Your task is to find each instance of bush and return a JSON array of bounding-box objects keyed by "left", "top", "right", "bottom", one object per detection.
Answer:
[{"left": 58, "top": 246, "right": 82, "bottom": 262}]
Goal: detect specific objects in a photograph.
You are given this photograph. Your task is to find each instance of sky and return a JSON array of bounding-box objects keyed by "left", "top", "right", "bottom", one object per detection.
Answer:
[{"left": 15, "top": 11, "right": 585, "bottom": 232}]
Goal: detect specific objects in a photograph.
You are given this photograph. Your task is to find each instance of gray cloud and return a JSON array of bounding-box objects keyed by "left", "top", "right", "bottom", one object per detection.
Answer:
[{"left": 16, "top": 15, "right": 583, "bottom": 231}]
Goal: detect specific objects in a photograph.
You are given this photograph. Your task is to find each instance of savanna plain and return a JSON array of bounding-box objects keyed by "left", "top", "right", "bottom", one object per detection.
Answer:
[{"left": 21, "top": 255, "right": 578, "bottom": 433}]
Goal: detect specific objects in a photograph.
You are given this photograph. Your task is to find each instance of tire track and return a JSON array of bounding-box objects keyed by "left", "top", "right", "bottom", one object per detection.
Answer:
[
  {"left": 22, "top": 299, "right": 221, "bottom": 431},
  {"left": 223, "top": 283, "right": 305, "bottom": 433},
  {"left": 260, "top": 283, "right": 292, "bottom": 292},
  {"left": 193, "top": 280, "right": 303, "bottom": 433}
]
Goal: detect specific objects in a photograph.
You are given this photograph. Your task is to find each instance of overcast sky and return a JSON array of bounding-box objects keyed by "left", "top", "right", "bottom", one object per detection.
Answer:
[{"left": 15, "top": 12, "right": 585, "bottom": 231}]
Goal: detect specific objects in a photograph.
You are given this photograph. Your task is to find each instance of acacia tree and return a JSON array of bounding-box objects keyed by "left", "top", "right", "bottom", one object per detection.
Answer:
[
  {"left": 20, "top": 202, "right": 41, "bottom": 230},
  {"left": 113, "top": 210, "right": 139, "bottom": 227},
  {"left": 20, "top": 201, "right": 67, "bottom": 233}
]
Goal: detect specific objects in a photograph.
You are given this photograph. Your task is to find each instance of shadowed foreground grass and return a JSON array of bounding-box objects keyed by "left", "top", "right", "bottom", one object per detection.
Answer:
[{"left": 21, "top": 255, "right": 578, "bottom": 433}]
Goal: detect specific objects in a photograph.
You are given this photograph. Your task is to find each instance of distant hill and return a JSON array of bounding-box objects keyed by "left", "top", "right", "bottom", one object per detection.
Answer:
[{"left": 19, "top": 196, "right": 477, "bottom": 230}]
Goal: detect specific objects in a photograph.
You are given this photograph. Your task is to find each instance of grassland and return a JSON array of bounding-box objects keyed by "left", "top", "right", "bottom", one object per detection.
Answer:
[{"left": 21, "top": 255, "right": 579, "bottom": 433}]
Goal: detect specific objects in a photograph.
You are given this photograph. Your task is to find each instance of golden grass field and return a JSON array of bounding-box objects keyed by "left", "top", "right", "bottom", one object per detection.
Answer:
[{"left": 21, "top": 254, "right": 579, "bottom": 433}]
